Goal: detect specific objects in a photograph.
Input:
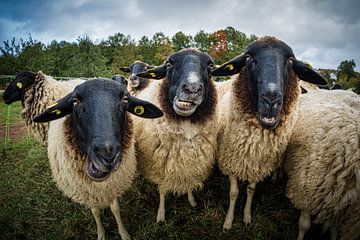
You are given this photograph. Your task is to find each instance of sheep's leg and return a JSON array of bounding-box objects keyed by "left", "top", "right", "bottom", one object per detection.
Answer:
[
  {"left": 188, "top": 191, "right": 197, "bottom": 207},
  {"left": 156, "top": 189, "right": 166, "bottom": 223},
  {"left": 329, "top": 225, "right": 338, "bottom": 240},
  {"left": 243, "top": 182, "right": 256, "bottom": 225},
  {"left": 223, "top": 175, "right": 238, "bottom": 230},
  {"left": 297, "top": 210, "right": 311, "bottom": 240},
  {"left": 91, "top": 207, "right": 106, "bottom": 240},
  {"left": 110, "top": 198, "right": 131, "bottom": 240}
]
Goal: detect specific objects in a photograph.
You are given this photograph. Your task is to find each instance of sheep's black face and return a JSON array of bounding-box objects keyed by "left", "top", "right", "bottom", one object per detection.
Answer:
[
  {"left": 3, "top": 71, "right": 36, "bottom": 104},
  {"left": 70, "top": 79, "right": 128, "bottom": 181},
  {"left": 121, "top": 61, "right": 151, "bottom": 88},
  {"left": 166, "top": 49, "right": 215, "bottom": 116},
  {"left": 246, "top": 41, "right": 294, "bottom": 129},
  {"left": 33, "top": 78, "right": 163, "bottom": 181}
]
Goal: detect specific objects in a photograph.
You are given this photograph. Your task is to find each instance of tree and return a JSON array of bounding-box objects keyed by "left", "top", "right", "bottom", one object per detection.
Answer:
[
  {"left": 193, "top": 30, "right": 210, "bottom": 52},
  {"left": 337, "top": 59, "right": 356, "bottom": 82},
  {"left": 171, "top": 31, "right": 192, "bottom": 51}
]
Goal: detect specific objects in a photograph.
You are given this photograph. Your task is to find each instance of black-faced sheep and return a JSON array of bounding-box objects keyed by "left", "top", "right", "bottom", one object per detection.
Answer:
[
  {"left": 3, "top": 71, "right": 84, "bottom": 145},
  {"left": 211, "top": 36, "right": 327, "bottom": 229},
  {"left": 133, "top": 49, "right": 218, "bottom": 222},
  {"left": 120, "top": 61, "right": 155, "bottom": 96},
  {"left": 33, "top": 79, "right": 163, "bottom": 240},
  {"left": 284, "top": 89, "right": 360, "bottom": 240}
]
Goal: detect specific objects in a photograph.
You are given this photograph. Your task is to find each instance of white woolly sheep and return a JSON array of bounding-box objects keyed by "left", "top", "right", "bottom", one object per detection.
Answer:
[
  {"left": 211, "top": 36, "right": 327, "bottom": 229},
  {"left": 284, "top": 89, "right": 360, "bottom": 240},
  {"left": 33, "top": 78, "right": 163, "bottom": 240},
  {"left": 133, "top": 49, "right": 218, "bottom": 222},
  {"left": 3, "top": 71, "right": 84, "bottom": 145},
  {"left": 119, "top": 61, "right": 156, "bottom": 96}
]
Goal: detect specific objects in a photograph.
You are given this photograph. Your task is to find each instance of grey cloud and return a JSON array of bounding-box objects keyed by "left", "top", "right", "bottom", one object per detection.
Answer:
[{"left": 0, "top": 0, "right": 359, "bottom": 70}]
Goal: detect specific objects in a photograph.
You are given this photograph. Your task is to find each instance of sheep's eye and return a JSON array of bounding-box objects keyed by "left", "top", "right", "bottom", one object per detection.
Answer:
[
  {"left": 123, "top": 95, "right": 129, "bottom": 103},
  {"left": 165, "top": 61, "right": 172, "bottom": 68},
  {"left": 208, "top": 63, "right": 215, "bottom": 70},
  {"left": 73, "top": 97, "right": 79, "bottom": 106},
  {"left": 288, "top": 57, "right": 294, "bottom": 64},
  {"left": 245, "top": 54, "right": 252, "bottom": 60}
]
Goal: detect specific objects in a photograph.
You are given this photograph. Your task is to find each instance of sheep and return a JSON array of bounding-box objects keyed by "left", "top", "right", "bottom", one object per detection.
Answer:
[
  {"left": 3, "top": 71, "right": 84, "bottom": 145},
  {"left": 133, "top": 49, "right": 218, "bottom": 222},
  {"left": 33, "top": 78, "right": 163, "bottom": 240},
  {"left": 211, "top": 36, "right": 327, "bottom": 229},
  {"left": 120, "top": 61, "right": 155, "bottom": 96},
  {"left": 284, "top": 89, "right": 360, "bottom": 240}
]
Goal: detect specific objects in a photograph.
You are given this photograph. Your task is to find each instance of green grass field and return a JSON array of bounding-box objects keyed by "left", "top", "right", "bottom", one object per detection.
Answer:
[{"left": 0, "top": 103, "right": 328, "bottom": 240}]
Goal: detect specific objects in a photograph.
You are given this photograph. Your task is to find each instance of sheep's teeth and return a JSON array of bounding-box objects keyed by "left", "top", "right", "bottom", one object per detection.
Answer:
[{"left": 179, "top": 101, "right": 191, "bottom": 107}]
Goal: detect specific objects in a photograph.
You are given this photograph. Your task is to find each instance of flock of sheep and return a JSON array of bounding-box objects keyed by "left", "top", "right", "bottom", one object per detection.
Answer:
[{"left": 3, "top": 36, "right": 360, "bottom": 240}]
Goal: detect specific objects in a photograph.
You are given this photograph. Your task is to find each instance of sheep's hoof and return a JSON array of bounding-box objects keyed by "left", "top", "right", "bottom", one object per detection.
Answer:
[
  {"left": 156, "top": 211, "right": 165, "bottom": 223},
  {"left": 223, "top": 219, "right": 233, "bottom": 230},
  {"left": 97, "top": 233, "right": 105, "bottom": 240},
  {"left": 243, "top": 214, "right": 252, "bottom": 226},
  {"left": 120, "top": 231, "right": 131, "bottom": 240}
]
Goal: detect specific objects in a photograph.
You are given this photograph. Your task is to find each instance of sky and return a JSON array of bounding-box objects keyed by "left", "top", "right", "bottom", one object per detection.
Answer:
[{"left": 0, "top": 0, "right": 359, "bottom": 70}]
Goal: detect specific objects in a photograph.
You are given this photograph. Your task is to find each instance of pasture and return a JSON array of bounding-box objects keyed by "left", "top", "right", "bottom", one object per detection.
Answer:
[{"left": 0, "top": 98, "right": 327, "bottom": 240}]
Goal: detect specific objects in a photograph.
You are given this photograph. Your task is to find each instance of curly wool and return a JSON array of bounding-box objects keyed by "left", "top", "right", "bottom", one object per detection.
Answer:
[
  {"left": 134, "top": 81, "right": 218, "bottom": 195},
  {"left": 47, "top": 114, "right": 137, "bottom": 208},
  {"left": 21, "top": 71, "right": 84, "bottom": 145},
  {"left": 285, "top": 90, "right": 360, "bottom": 231},
  {"left": 217, "top": 69, "right": 300, "bottom": 183}
]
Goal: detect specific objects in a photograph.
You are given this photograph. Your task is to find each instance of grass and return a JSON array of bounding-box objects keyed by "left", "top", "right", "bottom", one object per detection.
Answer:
[
  {"left": 0, "top": 101, "right": 23, "bottom": 125},
  {"left": 0, "top": 101, "right": 328, "bottom": 239}
]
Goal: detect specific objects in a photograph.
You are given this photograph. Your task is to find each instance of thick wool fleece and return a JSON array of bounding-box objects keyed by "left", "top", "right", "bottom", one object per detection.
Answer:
[
  {"left": 215, "top": 79, "right": 234, "bottom": 99},
  {"left": 285, "top": 90, "right": 360, "bottom": 230},
  {"left": 133, "top": 81, "right": 218, "bottom": 195},
  {"left": 217, "top": 71, "right": 300, "bottom": 183},
  {"left": 21, "top": 71, "right": 84, "bottom": 145},
  {"left": 47, "top": 114, "right": 137, "bottom": 208},
  {"left": 127, "top": 79, "right": 153, "bottom": 96}
]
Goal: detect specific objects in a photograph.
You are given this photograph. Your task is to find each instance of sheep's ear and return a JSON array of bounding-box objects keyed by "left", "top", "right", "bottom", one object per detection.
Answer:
[
  {"left": 292, "top": 59, "right": 327, "bottom": 85},
  {"left": 136, "top": 65, "right": 167, "bottom": 80},
  {"left": 127, "top": 96, "right": 163, "bottom": 118},
  {"left": 119, "top": 67, "right": 131, "bottom": 73},
  {"left": 33, "top": 93, "right": 73, "bottom": 122},
  {"left": 211, "top": 54, "right": 247, "bottom": 76}
]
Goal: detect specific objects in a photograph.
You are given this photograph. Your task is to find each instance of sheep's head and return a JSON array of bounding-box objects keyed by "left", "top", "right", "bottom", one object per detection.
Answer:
[
  {"left": 137, "top": 49, "right": 216, "bottom": 118},
  {"left": 120, "top": 61, "right": 154, "bottom": 89},
  {"left": 112, "top": 75, "right": 128, "bottom": 86},
  {"left": 212, "top": 36, "right": 327, "bottom": 129},
  {"left": 33, "top": 79, "right": 163, "bottom": 181},
  {"left": 3, "top": 71, "right": 37, "bottom": 104}
]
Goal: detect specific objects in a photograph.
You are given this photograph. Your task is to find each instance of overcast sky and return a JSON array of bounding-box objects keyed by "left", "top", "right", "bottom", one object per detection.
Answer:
[{"left": 0, "top": 0, "right": 359, "bottom": 70}]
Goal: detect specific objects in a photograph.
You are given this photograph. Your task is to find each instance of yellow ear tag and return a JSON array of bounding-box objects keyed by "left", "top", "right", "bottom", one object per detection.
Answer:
[
  {"left": 46, "top": 102, "right": 58, "bottom": 109},
  {"left": 149, "top": 72, "right": 156, "bottom": 77},
  {"left": 134, "top": 106, "right": 145, "bottom": 115},
  {"left": 51, "top": 109, "right": 62, "bottom": 115},
  {"left": 16, "top": 82, "right": 23, "bottom": 89},
  {"left": 225, "top": 64, "right": 234, "bottom": 71}
]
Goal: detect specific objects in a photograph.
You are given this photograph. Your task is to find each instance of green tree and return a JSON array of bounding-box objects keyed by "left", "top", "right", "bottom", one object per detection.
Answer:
[
  {"left": 172, "top": 31, "right": 192, "bottom": 51},
  {"left": 193, "top": 30, "right": 210, "bottom": 52},
  {"left": 337, "top": 59, "right": 356, "bottom": 82}
]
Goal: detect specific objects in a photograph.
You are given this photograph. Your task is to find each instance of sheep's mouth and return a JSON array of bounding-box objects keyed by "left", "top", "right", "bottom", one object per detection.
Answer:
[
  {"left": 173, "top": 98, "right": 198, "bottom": 116},
  {"left": 258, "top": 115, "right": 280, "bottom": 129},
  {"left": 84, "top": 153, "right": 122, "bottom": 182},
  {"left": 129, "top": 79, "right": 140, "bottom": 88}
]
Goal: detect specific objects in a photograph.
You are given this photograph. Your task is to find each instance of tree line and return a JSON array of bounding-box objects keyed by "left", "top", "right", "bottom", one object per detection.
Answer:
[{"left": 0, "top": 26, "right": 359, "bottom": 93}]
